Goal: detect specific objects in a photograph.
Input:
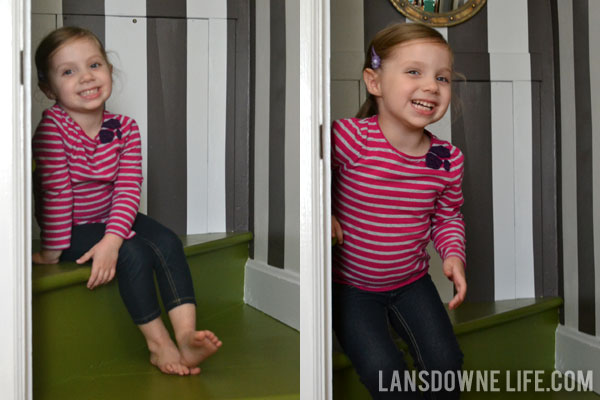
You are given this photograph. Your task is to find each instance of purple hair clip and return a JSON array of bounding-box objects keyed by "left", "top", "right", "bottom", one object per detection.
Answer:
[{"left": 371, "top": 47, "right": 381, "bottom": 69}]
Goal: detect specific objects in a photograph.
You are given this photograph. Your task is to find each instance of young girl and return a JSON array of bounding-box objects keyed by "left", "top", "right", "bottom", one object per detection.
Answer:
[
  {"left": 331, "top": 23, "right": 466, "bottom": 399},
  {"left": 32, "top": 26, "right": 222, "bottom": 376}
]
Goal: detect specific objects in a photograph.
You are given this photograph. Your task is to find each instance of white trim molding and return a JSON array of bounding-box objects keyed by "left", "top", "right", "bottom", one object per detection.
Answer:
[
  {"left": 244, "top": 259, "right": 300, "bottom": 330},
  {"left": 555, "top": 324, "right": 600, "bottom": 394},
  {"left": 1, "top": 0, "right": 30, "bottom": 398}
]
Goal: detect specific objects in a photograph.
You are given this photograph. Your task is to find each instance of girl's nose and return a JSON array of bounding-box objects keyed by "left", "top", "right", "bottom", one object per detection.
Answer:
[
  {"left": 80, "top": 70, "right": 94, "bottom": 82},
  {"left": 423, "top": 76, "right": 439, "bottom": 93}
]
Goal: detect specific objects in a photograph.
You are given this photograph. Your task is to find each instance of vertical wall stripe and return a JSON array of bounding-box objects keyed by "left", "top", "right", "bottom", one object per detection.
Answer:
[
  {"left": 206, "top": 19, "right": 228, "bottom": 232},
  {"left": 284, "top": 0, "right": 300, "bottom": 273},
  {"left": 551, "top": 0, "right": 565, "bottom": 325},
  {"left": 104, "top": 0, "right": 145, "bottom": 17},
  {"left": 249, "top": 0, "right": 256, "bottom": 257},
  {"left": 187, "top": 0, "right": 227, "bottom": 18},
  {"left": 146, "top": 0, "right": 185, "bottom": 18},
  {"left": 363, "top": 0, "right": 404, "bottom": 51},
  {"left": 225, "top": 18, "right": 236, "bottom": 232},
  {"left": 186, "top": 19, "right": 209, "bottom": 234},
  {"left": 63, "top": 0, "right": 104, "bottom": 15},
  {"left": 448, "top": 6, "right": 495, "bottom": 302},
  {"left": 488, "top": 0, "right": 534, "bottom": 300},
  {"left": 573, "top": 0, "right": 596, "bottom": 336},
  {"left": 254, "top": 0, "right": 270, "bottom": 262},
  {"left": 558, "top": 0, "right": 579, "bottom": 330},
  {"left": 146, "top": 18, "right": 187, "bottom": 234},
  {"left": 528, "top": 0, "right": 560, "bottom": 298},
  {"left": 589, "top": 0, "right": 600, "bottom": 337},
  {"left": 62, "top": 15, "right": 105, "bottom": 47},
  {"left": 267, "top": 0, "right": 286, "bottom": 268},
  {"left": 105, "top": 16, "right": 148, "bottom": 214}
]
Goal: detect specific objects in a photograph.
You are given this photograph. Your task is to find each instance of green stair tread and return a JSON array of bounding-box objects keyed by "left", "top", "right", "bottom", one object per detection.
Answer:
[
  {"left": 32, "top": 232, "right": 252, "bottom": 294},
  {"left": 333, "top": 297, "right": 563, "bottom": 371},
  {"left": 36, "top": 303, "right": 299, "bottom": 400}
]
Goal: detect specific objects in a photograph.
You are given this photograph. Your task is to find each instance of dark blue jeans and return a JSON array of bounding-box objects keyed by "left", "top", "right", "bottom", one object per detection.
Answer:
[
  {"left": 61, "top": 213, "right": 196, "bottom": 324},
  {"left": 333, "top": 274, "right": 463, "bottom": 400}
]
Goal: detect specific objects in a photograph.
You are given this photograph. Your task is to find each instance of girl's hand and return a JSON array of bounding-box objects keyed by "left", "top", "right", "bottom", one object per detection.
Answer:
[
  {"left": 443, "top": 256, "right": 466, "bottom": 310},
  {"left": 77, "top": 233, "right": 123, "bottom": 290},
  {"left": 332, "top": 215, "right": 344, "bottom": 245},
  {"left": 32, "top": 250, "right": 62, "bottom": 264}
]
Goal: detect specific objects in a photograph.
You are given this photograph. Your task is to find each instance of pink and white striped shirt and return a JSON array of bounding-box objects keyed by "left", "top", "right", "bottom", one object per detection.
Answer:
[
  {"left": 332, "top": 115, "right": 466, "bottom": 292},
  {"left": 33, "top": 104, "right": 143, "bottom": 250}
]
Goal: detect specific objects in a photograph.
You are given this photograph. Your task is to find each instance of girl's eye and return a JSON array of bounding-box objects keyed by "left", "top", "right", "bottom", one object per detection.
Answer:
[
  {"left": 91, "top": 62, "right": 100, "bottom": 69},
  {"left": 62, "top": 69, "right": 73, "bottom": 76},
  {"left": 437, "top": 76, "right": 450, "bottom": 83},
  {"left": 407, "top": 70, "right": 419, "bottom": 75}
]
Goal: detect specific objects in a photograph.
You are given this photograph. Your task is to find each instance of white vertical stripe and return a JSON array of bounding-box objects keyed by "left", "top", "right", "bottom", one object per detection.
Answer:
[
  {"left": 488, "top": 0, "right": 534, "bottom": 300},
  {"left": 206, "top": 19, "right": 228, "bottom": 232},
  {"left": 186, "top": 19, "right": 209, "bottom": 234},
  {"left": 491, "top": 82, "right": 516, "bottom": 300},
  {"left": 558, "top": 0, "right": 578, "bottom": 329},
  {"left": 104, "top": 0, "right": 145, "bottom": 17},
  {"left": 187, "top": 0, "right": 227, "bottom": 19},
  {"left": 589, "top": 0, "right": 600, "bottom": 336},
  {"left": 254, "top": 0, "right": 271, "bottom": 262},
  {"left": 487, "top": 0, "right": 529, "bottom": 54},
  {"left": 105, "top": 17, "right": 149, "bottom": 214},
  {"left": 513, "top": 81, "right": 535, "bottom": 298},
  {"left": 285, "top": 0, "right": 300, "bottom": 273}
]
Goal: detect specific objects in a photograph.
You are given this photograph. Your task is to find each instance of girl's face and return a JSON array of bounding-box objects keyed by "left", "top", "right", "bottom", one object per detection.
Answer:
[
  {"left": 43, "top": 38, "right": 112, "bottom": 119},
  {"left": 364, "top": 39, "right": 452, "bottom": 134}
]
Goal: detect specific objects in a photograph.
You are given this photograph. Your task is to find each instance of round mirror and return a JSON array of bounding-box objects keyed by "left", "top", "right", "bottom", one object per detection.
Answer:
[{"left": 388, "top": 0, "right": 487, "bottom": 27}]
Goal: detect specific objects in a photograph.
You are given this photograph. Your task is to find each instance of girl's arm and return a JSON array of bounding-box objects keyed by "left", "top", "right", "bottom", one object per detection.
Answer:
[
  {"left": 76, "top": 233, "right": 123, "bottom": 289},
  {"left": 105, "top": 118, "right": 143, "bottom": 240},
  {"left": 32, "top": 115, "right": 74, "bottom": 254}
]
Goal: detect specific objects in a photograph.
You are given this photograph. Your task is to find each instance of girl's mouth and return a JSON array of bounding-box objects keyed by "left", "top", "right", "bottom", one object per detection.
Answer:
[
  {"left": 79, "top": 88, "right": 99, "bottom": 98},
  {"left": 411, "top": 100, "right": 435, "bottom": 111}
]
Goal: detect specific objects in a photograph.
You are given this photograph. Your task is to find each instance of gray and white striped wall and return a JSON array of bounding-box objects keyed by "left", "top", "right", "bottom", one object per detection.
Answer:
[
  {"left": 555, "top": 0, "right": 600, "bottom": 392},
  {"left": 31, "top": 0, "right": 251, "bottom": 236}
]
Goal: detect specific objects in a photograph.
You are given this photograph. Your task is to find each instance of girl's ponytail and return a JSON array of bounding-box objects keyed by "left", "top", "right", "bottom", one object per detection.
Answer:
[{"left": 356, "top": 95, "right": 378, "bottom": 118}]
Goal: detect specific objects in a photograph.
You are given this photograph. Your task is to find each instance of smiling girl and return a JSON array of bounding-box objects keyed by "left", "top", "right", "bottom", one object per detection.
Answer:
[
  {"left": 331, "top": 23, "right": 466, "bottom": 399},
  {"left": 32, "top": 26, "right": 221, "bottom": 376}
]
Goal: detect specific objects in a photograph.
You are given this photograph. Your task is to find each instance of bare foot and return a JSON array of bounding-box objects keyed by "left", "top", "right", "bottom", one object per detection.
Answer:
[
  {"left": 148, "top": 338, "right": 191, "bottom": 376},
  {"left": 177, "top": 330, "right": 222, "bottom": 371}
]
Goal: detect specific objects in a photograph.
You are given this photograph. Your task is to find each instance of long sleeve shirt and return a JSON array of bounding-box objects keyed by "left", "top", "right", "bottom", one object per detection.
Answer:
[
  {"left": 33, "top": 104, "right": 143, "bottom": 250},
  {"left": 332, "top": 115, "right": 466, "bottom": 292}
]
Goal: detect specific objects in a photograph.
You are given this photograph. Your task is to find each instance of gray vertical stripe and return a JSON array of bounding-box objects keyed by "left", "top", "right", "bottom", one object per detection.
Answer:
[
  {"left": 146, "top": 18, "right": 187, "bottom": 235},
  {"left": 147, "top": 0, "right": 185, "bottom": 18},
  {"left": 550, "top": 0, "right": 564, "bottom": 325},
  {"left": 528, "top": 0, "right": 560, "bottom": 298},
  {"left": 249, "top": 0, "right": 256, "bottom": 258},
  {"left": 449, "top": 6, "right": 495, "bottom": 302},
  {"left": 226, "top": 0, "right": 251, "bottom": 233},
  {"left": 226, "top": 19, "right": 236, "bottom": 232},
  {"left": 63, "top": 0, "right": 104, "bottom": 16},
  {"left": 573, "top": 0, "right": 596, "bottom": 335},
  {"left": 268, "top": 0, "right": 286, "bottom": 268},
  {"left": 62, "top": 15, "right": 105, "bottom": 48},
  {"left": 363, "top": 0, "right": 405, "bottom": 51}
]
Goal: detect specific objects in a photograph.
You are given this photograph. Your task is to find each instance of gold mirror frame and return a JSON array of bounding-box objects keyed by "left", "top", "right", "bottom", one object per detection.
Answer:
[{"left": 388, "top": 0, "right": 487, "bottom": 27}]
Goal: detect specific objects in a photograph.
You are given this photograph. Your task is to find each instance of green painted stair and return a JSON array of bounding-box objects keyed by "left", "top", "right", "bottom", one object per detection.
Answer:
[
  {"left": 32, "top": 232, "right": 299, "bottom": 400},
  {"left": 333, "top": 297, "right": 600, "bottom": 399}
]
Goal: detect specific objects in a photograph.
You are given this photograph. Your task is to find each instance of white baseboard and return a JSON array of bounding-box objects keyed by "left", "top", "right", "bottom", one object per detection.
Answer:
[
  {"left": 555, "top": 324, "right": 600, "bottom": 394},
  {"left": 244, "top": 259, "right": 300, "bottom": 331}
]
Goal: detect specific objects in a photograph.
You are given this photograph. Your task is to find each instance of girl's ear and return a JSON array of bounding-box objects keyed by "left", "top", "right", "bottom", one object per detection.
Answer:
[
  {"left": 39, "top": 83, "right": 56, "bottom": 100},
  {"left": 363, "top": 68, "right": 381, "bottom": 97}
]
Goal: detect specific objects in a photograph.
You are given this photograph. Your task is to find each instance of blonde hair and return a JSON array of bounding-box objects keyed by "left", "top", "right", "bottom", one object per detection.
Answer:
[
  {"left": 357, "top": 23, "right": 453, "bottom": 118},
  {"left": 35, "top": 26, "right": 111, "bottom": 89}
]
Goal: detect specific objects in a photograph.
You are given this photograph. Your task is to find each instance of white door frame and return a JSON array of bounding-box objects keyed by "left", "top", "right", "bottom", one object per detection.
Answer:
[
  {"left": 299, "top": 0, "right": 332, "bottom": 399},
  {"left": 0, "top": 0, "right": 31, "bottom": 398}
]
